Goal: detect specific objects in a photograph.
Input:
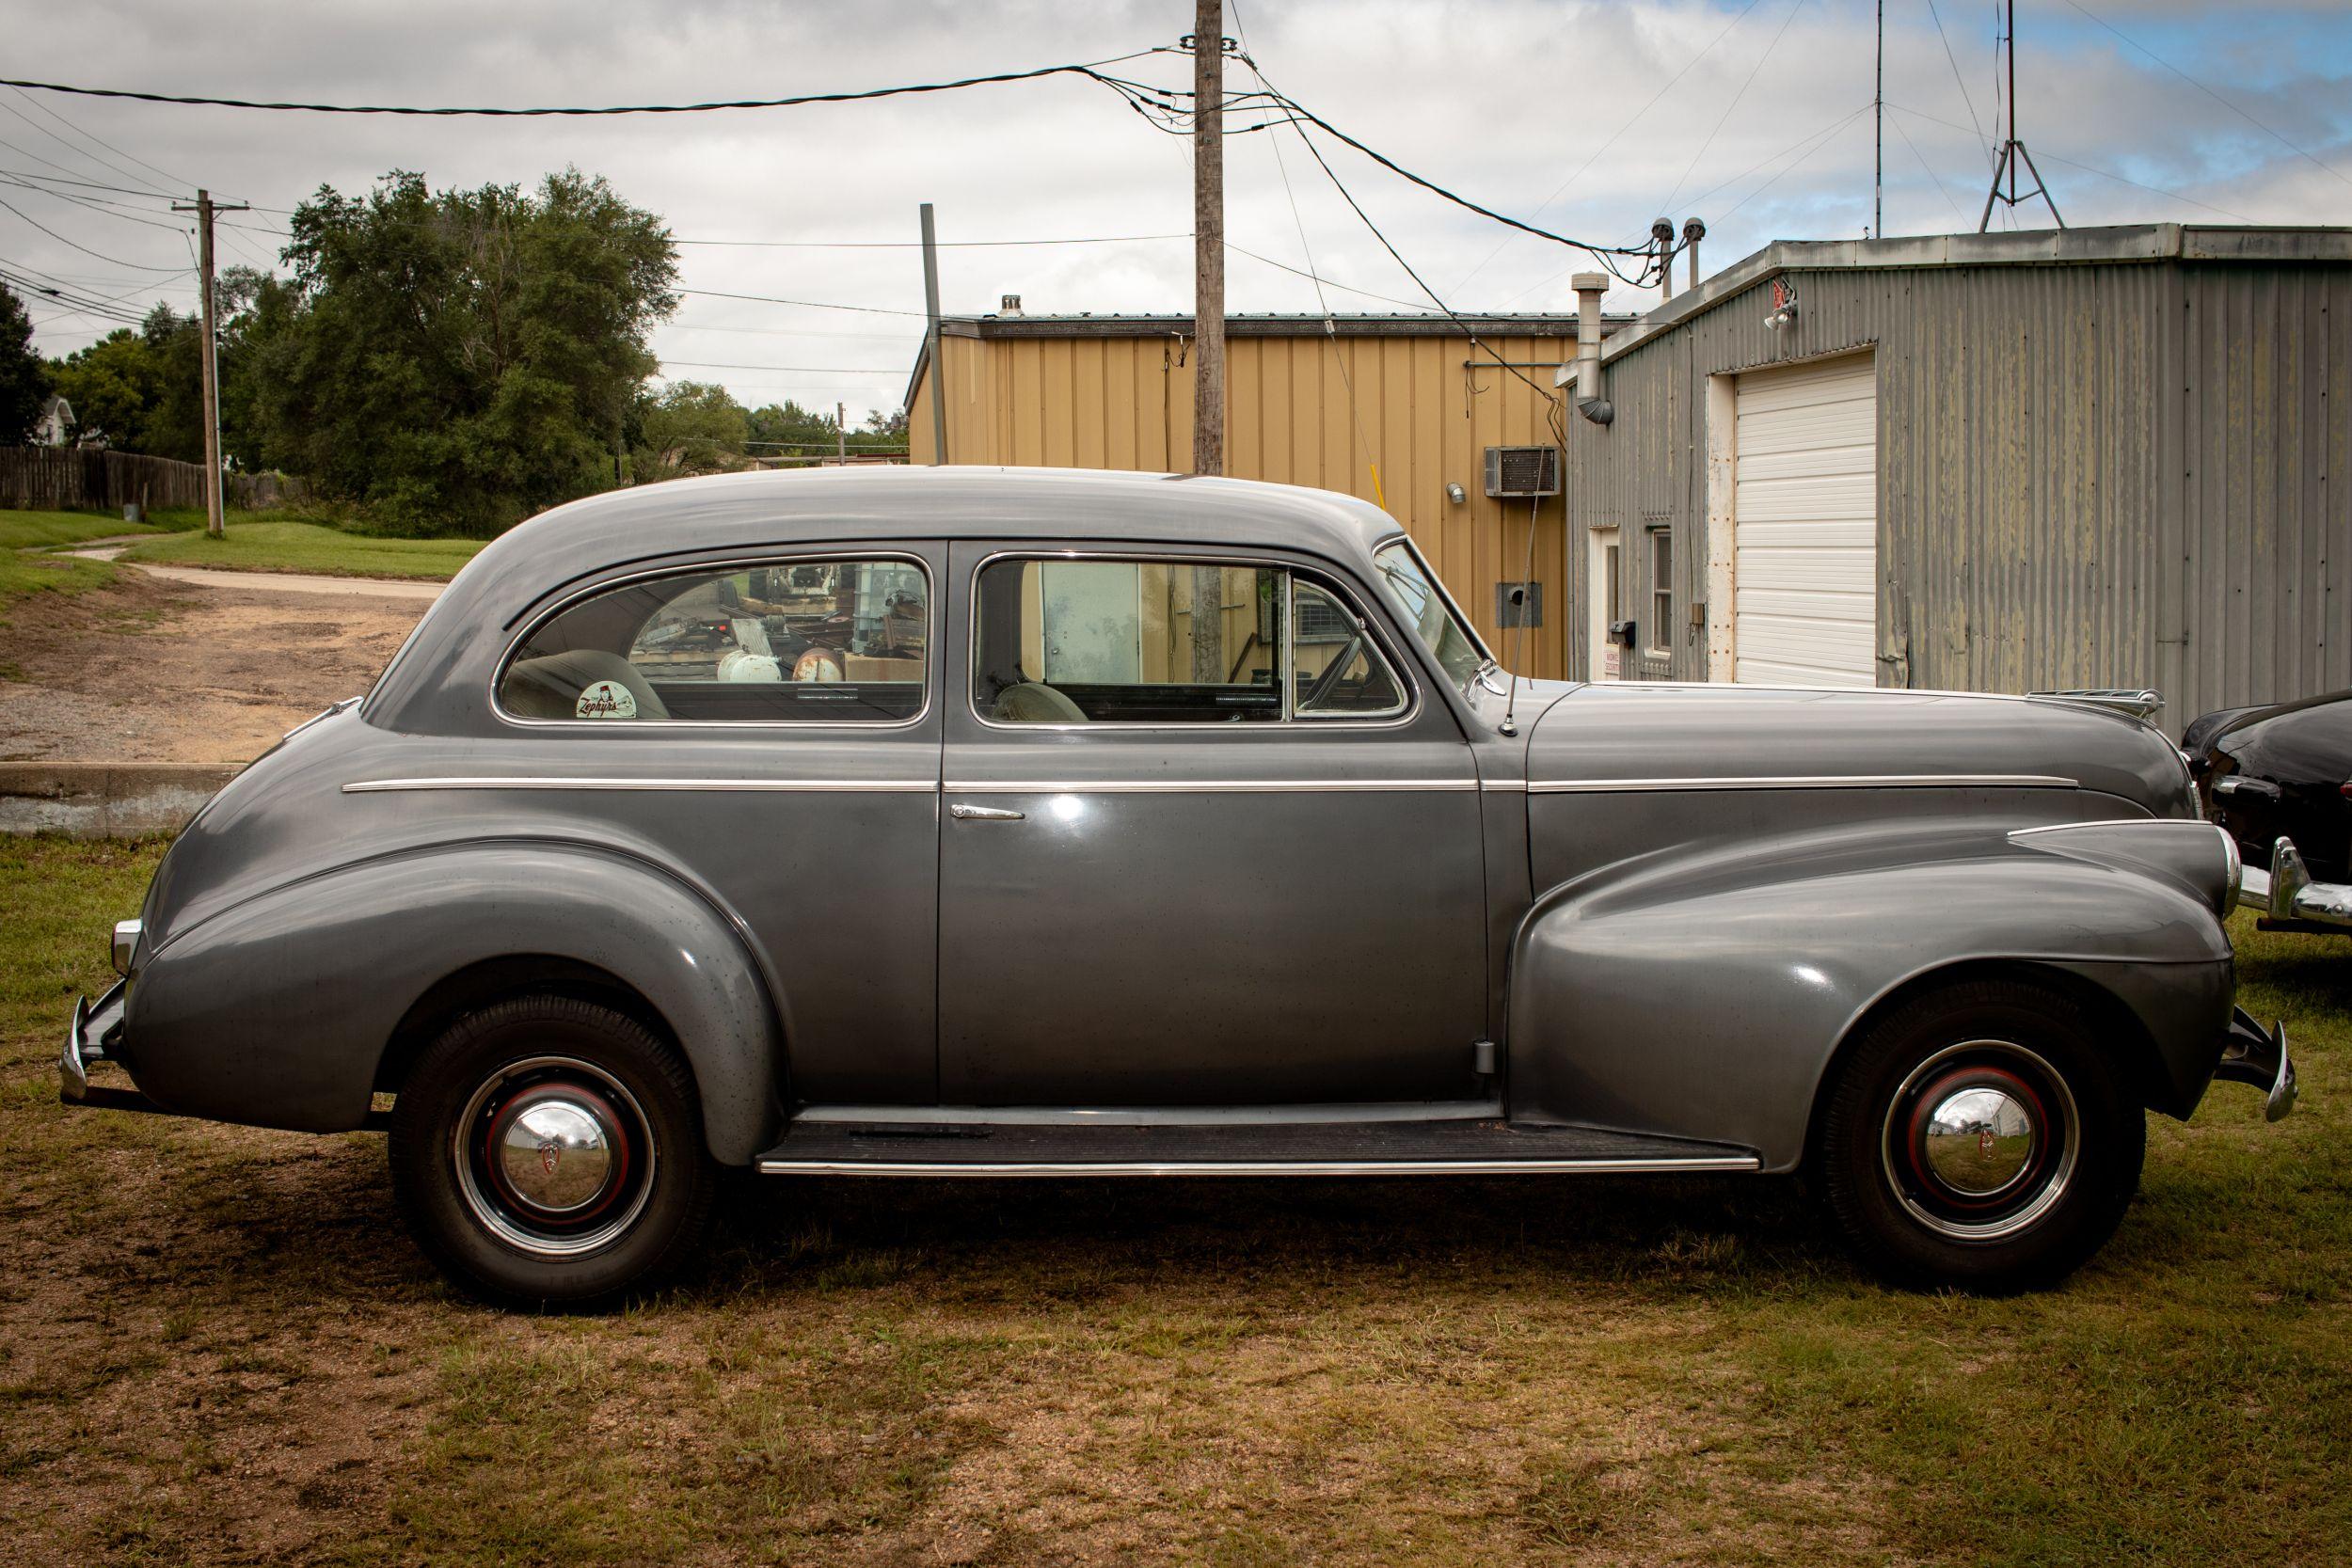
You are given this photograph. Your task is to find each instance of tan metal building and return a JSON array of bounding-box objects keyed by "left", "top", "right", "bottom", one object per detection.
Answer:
[
  {"left": 1559, "top": 224, "right": 2352, "bottom": 722},
  {"left": 905, "top": 312, "right": 1596, "bottom": 677}
]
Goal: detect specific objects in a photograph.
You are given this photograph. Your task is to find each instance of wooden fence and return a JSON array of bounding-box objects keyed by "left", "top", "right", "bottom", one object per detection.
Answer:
[{"left": 0, "top": 448, "right": 310, "bottom": 514}]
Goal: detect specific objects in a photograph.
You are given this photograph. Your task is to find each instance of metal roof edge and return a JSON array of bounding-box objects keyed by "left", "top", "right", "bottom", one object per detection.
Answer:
[{"left": 1574, "top": 223, "right": 2352, "bottom": 372}]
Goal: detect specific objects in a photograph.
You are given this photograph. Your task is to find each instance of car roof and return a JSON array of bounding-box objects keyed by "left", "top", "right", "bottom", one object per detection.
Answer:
[{"left": 365, "top": 466, "right": 1408, "bottom": 732}]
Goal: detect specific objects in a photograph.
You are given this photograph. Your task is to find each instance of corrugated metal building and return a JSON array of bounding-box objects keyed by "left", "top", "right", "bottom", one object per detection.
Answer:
[
  {"left": 905, "top": 312, "right": 1597, "bottom": 677},
  {"left": 1561, "top": 224, "right": 2351, "bottom": 721}
]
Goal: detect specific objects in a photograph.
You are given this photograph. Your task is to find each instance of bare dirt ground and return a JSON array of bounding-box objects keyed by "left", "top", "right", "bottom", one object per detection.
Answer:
[{"left": 0, "top": 572, "right": 425, "bottom": 765}]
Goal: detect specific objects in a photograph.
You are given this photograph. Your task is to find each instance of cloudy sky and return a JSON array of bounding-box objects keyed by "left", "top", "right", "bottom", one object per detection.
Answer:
[{"left": 7, "top": 0, "right": 2349, "bottom": 422}]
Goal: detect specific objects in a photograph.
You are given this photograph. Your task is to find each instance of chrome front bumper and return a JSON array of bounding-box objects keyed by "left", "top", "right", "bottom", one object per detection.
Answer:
[
  {"left": 60, "top": 980, "right": 164, "bottom": 1114},
  {"left": 2214, "top": 1006, "right": 2297, "bottom": 1122},
  {"left": 2233, "top": 836, "right": 2352, "bottom": 932}
]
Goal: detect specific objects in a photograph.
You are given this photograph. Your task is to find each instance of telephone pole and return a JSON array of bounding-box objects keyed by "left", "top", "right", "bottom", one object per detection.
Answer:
[
  {"left": 919, "top": 201, "right": 946, "bottom": 465},
  {"left": 1191, "top": 0, "right": 1225, "bottom": 477},
  {"left": 171, "top": 188, "right": 247, "bottom": 538}
]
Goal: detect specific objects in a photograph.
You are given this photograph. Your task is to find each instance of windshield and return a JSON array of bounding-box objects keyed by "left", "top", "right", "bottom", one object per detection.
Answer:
[{"left": 1373, "top": 539, "right": 1488, "bottom": 694}]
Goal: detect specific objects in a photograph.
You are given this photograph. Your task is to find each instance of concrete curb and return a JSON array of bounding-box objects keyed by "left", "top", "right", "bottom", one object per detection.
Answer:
[{"left": 0, "top": 763, "right": 242, "bottom": 838}]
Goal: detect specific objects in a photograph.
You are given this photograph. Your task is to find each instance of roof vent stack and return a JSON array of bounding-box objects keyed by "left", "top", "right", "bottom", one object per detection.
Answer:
[
  {"left": 1571, "top": 273, "right": 1613, "bottom": 426},
  {"left": 999, "top": 293, "right": 1023, "bottom": 317}
]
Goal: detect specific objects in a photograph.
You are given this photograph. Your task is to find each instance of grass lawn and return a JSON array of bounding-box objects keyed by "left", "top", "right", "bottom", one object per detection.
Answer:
[
  {"left": 114, "top": 519, "right": 483, "bottom": 581},
  {"left": 0, "top": 510, "right": 167, "bottom": 551},
  {"left": 1, "top": 834, "right": 2346, "bottom": 1565}
]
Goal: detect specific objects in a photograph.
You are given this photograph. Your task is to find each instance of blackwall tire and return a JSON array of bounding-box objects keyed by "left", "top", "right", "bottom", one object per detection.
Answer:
[
  {"left": 389, "top": 995, "right": 715, "bottom": 1308},
  {"left": 1816, "top": 979, "right": 2145, "bottom": 1293}
]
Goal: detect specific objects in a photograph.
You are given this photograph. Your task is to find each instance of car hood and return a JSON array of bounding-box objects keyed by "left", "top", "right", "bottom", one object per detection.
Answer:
[{"left": 1527, "top": 684, "right": 2196, "bottom": 816}]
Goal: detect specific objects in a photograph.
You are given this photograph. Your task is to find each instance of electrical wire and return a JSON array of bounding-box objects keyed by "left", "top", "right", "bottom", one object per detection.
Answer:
[
  {"left": 1921, "top": 0, "right": 1992, "bottom": 166},
  {"left": 1885, "top": 102, "right": 2257, "bottom": 222},
  {"left": 0, "top": 173, "right": 191, "bottom": 233},
  {"left": 658, "top": 359, "right": 902, "bottom": 374},
  {"left": 0, "top": 197, "right": 189, "bottom": 271},
  {"left": 674, "top": 286, "right": 927, "bottom": 318},
  {"left": 1657, "top": 0, "right": 1809, "bottom": 221},
  {"left": 5, "top": 85, "right": 191, "bottom": 198},
  {"left": 1892, "top": 112, "right": 1967, "bottom": 225},
  {"left": 672, "top": 231, "right": 1191, "bottom": 249},
  {"left": 1451, "top": 0, "right": 1771, "bottom": 294},
  {"left": 1223, "top": 244, "right": 1433, "bottom": 312},
  {"left": 0, "top": 54, "right": 1168, "bottom": 118},
  {"left": 2057, "top": 0, "right": 2352, "bottom": 190}
]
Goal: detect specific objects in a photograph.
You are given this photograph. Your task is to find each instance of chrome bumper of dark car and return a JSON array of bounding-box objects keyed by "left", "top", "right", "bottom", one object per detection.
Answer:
[
  {"left": 2213, "top": 1006, "right": 2296, "bottom": 1123},
  {"left": 60, "top": 981, "right": 167, "bottom": 1115},
  {"left": 2234, "top": 836, "right": 2352, "bottom": 932}
]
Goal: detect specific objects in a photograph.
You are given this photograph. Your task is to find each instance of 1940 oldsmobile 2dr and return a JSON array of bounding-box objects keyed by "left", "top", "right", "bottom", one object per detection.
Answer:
[{"left": 63, "top": 467, "right": 2300, "bottom": 1305}]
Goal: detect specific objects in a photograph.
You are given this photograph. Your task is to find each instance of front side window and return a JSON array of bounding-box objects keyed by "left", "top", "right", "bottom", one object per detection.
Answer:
[
  {"left": 1371, "top": 539, "right": 1486, "bottom": 695},
  {"left": 973, "top": 556, "right": 1406, "bottom": 724},
  {"left": 501, "top": 558, "right": 928, "bottom": 723}
]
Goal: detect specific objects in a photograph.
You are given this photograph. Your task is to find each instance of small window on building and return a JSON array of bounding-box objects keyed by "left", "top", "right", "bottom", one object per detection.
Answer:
[
  {"left": 1647, "top": 529, "right": 1674, "bottom": 659},
  {"left": 501, "top": 558, "right": 929, "bottom": 723}
]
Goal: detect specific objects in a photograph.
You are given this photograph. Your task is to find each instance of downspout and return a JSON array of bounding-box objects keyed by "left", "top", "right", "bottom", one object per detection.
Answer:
[{"left": 1572, "top": 272, "right": 1613, "bottom": 426}]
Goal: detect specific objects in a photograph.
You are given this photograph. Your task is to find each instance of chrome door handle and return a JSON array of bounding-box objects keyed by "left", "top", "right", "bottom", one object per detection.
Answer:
[{"left": 948, "top": 803, "right": 1025, "bottom": 821}]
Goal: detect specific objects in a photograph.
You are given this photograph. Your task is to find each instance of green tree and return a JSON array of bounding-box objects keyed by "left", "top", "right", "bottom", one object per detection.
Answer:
[
  {"left": 47, "top": 327, "right": 166, "bottom": 450},
  {"left": 242, "top": 168, "right": 675, "bottom": 534},
  {"left": 635, "top": 380, "right": 748, "bottom": 478},
  {"left": 0, "top": 283, "right": 43, "bottom": 443}
]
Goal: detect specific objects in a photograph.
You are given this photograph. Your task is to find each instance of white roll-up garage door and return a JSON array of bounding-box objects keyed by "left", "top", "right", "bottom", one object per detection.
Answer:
[{"left": 1732, "top": 353, "right": 1878, "bottom": 687}]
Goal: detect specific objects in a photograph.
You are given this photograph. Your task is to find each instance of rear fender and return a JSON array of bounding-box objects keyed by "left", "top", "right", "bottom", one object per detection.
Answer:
[
  {"left": 1505, "top": 820, "right": 2233, "bottom": 1170},
  {"left": 124, "top": 841, "right": 783, "bottom": 1164}
]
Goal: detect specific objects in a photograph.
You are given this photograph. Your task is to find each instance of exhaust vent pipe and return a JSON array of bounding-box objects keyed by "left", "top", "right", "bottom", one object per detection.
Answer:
[{"left": 1572, "top": 272, "right": 1613, "bottom": 426}]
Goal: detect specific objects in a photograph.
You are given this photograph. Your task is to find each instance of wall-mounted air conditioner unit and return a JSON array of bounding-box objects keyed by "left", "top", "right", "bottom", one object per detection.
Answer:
[{"left": 1484, "top": 445, "right": 1561, "bottom": 499}]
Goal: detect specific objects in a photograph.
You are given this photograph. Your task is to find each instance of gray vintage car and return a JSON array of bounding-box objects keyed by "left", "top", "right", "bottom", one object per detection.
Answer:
[{"left": 63, "top": 467, "right": 2296, "bottom": 1304}]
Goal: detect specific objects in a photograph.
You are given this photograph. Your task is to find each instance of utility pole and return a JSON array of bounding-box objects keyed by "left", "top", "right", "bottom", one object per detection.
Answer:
[
  {"left": 172, "top": 187, "right": 247, "bottom": 538},
  {"left": 1190, "top": 0, "right": 1225, "bottom": 477},
  {"left": 836, "top": 401, "right": 848, "bottom": 464},
  {"left": 919, "top": 201, "right": 946, "bottom": 464},
  {"left": 1978, "top": 0, "right": 2063, "bottom": 231}
]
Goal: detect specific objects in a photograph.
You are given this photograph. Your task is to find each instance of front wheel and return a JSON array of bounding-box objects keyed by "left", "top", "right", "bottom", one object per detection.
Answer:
[
  {"left": 389, "top": 995, "right": 715, "bottom": 1307},
  {"left": 1816, "top": 979, "right": 2145, "bottom": 1293}
]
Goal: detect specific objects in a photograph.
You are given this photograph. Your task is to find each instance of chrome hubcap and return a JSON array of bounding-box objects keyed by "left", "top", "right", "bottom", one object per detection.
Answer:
[
  {"left": 453, "top": 1055, "right": 657, "bottom": 1259},
  {"left": 1883, "top": 1040, "right": 2077, "bottom": 1242}
]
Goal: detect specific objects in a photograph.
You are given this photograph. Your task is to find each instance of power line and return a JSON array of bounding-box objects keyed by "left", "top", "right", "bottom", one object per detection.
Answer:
[
  {"left": 0, "top": 53, "right": 1166, "bottom": 118},
  {"left": 674, "top": 286, "right": 927, "bottom": 318},
  {"left": 1658, "top": 0, "right": 1810, "bottom": 219},
  {"left": 0, "top": 197, "right": 189, "bottom": 270},
  {"left": 1224, "top": 244, "right": 1434, "bottom": 312},
  {"left": 1452, "top": 0, "right": 1772, "bottom": 294},
  {"left": 2057, "top": 0, "right": 2352, "bottom": 190},
  {"left": 1885, "top": 102, "right": 2257, "bottom": 222},
  {"left": 5, "top": 85, "right": 193, "bottom": 199},
  {"left": 0, "top": 173, "right": 191, "bottom": 233},
  {"left": 673, "top": 231, "right": 1191, "bottom": 249},
  {"left": 659, "top": 358, "right": 902, "bottom": 374}
]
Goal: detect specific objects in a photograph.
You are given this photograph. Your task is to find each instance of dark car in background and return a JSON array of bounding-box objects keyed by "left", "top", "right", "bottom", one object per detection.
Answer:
[{"left": 2185, "top": 690, "right": 2352, "bottom": 935}]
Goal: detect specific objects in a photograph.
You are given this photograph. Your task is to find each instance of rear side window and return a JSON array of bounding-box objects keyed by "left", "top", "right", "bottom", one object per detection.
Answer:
[
  {"left": 971, "top": 556, "right": 1406, "bottom": 725},
  {"left": 501, "top": 559, "right": 928, "bottom": 723}
]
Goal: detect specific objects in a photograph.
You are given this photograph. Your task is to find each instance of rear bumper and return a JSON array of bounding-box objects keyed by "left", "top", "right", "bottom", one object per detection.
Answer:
[
  {"left": 60, "top": 981, "right": 168, "bottom": 1115},
  {"left": 2212, "top": 1006, "right": 2297, "bottom": 1122}
]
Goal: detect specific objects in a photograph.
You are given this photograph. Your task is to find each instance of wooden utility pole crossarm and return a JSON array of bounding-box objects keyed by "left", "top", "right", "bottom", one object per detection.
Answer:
[{"left": 171, "top": 187, "right": 248, "bottom": 538}]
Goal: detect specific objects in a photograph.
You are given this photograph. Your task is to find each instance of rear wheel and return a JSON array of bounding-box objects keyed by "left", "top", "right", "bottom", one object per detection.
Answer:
[
  {"left": 389, "top": 995, "right": 715, "bottom": 1307},
  {"left": 1816, "top": 979, "right": 2145, "bottom": 1292}
]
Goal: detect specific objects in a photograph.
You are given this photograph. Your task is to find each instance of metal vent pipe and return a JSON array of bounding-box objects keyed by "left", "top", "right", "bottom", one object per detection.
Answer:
[{"left": 1572, "top": 272, "right": 1613, "bottom": 426}]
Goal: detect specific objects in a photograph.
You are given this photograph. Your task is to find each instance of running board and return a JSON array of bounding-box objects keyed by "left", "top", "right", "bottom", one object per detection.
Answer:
[{"left": 755, "top": 1117, "right": 1759, "bottom": 1178}]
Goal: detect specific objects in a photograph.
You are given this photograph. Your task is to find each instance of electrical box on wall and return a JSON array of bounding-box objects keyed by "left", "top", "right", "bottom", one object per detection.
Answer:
[
  {"left": 1484, "top": 446, "right": 1560, "bottom": 499},
  {"left": 1496, "top": 581, "right": 1543, "bottom": 628}
]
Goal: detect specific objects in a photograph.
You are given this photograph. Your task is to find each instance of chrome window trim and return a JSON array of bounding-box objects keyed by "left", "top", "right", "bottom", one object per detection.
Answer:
[
  {"left": 1372, "top": 531, "right": 1497, "bottom": 670},
  {"left": 344, "top": 776, "right": 937, "bottom": 795},
  {"left": 490, "top": 549, "right": 937, "bottom": 733},
  {"left": 1528, "top": 773, "right": 2079, "bottom": 795},
  {"left": 1577, "top": 679, "right": 2163, "bottom": 719},
  {"left": 964, "top": 546, "right": 1422, "bottom": 733}
]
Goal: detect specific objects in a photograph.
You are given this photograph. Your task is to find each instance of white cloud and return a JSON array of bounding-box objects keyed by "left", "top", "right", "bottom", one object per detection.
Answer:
[{"left": 5, "top": 0, "right": 2347, "bottom": 420}]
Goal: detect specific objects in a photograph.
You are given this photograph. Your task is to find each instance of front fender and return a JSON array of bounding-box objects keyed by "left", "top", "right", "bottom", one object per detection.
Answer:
[
  {"left": 124, "top": 841, "right": 782, "bottom": 1163},
  {"left": 1505, "top": 823, "right": 2233, "bottom": 1170}
]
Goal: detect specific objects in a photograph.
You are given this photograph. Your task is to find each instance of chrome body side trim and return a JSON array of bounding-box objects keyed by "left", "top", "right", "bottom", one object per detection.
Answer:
[
  {"left": 343, "top": 777, "right": 937, "bottom": 795},
  {"left": 790, "top": 1099, "right": 1506, "bottom": 1128},
  {"left": 1528, "top": 772, "right": 2078, "bottom": 794},
  {"left": 755, "top": 1154, "right": 1765, "bottom": 1178},
  {"left": 942, "top": 778, "right": 1478, "bottom": 794}
]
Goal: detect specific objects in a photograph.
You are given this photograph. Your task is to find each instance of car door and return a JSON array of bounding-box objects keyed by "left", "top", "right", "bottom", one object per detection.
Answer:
[{"left": 936, "top": 540, "right": 1488, "bottom": 1106}]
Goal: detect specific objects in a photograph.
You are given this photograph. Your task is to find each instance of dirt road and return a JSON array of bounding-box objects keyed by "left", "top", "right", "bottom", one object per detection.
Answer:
[{"left": 0, "top": 571, "right": 430, "bottom": 765}]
